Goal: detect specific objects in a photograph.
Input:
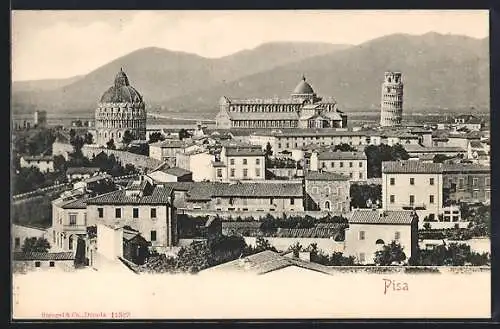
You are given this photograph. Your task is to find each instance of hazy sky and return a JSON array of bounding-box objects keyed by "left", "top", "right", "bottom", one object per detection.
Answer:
[{"left": 12, "top": 10, "right": 489, "bottom": 81}]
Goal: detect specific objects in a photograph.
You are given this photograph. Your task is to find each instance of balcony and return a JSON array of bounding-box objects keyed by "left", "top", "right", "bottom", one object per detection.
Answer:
[
  {"left": 63, "top": 224, "right": 87, "bottom": 232},
  {"left": 401, "top": 203, "right": 427, "bottom": 210}
]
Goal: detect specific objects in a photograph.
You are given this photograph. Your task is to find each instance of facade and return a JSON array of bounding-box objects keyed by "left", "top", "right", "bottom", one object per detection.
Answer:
[
  {"left": 94, "top": 68, "right": 146, "bottom": 147},
  {"left": 86, "top": 178, "right": 178, "bottom": 253},
  {"left": 20, "top": 155, "right": 54, "bottom": 173},
  {"left": 66, "top": 167, "right": 102, "bottom": 182},
  {"left": 304, "top": 171, "right": 350, "bottom": 212},
  {"left": 442, "top": 164, "right": 491, "bottom": 204},
  {"left": 218, "top": 145, "right": 266, "bottom": 182},
  {"left": 51, "top": 195, "right": 89, "bottom": 251},
  {"left": 344, "top": 210, "right": 418, "bottom": 265},
  {"left": 147, "top": 167, "right": 193, "bottom": 183},
  {"left": 215, "top": 76, "right": 347, "bottom": 129},
  {"left": 404, "top": 145, "right": 467, "bottom": 159},
  {"left": 176, "top": 150, "right": 215, "bottom": 182},
  {"left": 382, "top": 161, "right": 443, "bottom": 221},
  {"left": 12, "top": 224, "right": 48, "bottom": 251},
  {"left": 454, "top": 114, "right": 483, "bottom": 131},
  {"left": 310, "top": 151, "right": 368, "bottom": 181},
  {"left": 13, "top": 252, "right": 75, "bottom": 271},
  {"left": 149, "top": 139, "right": 198, "bottom": 165},
  {"left": 380, "top": 71, "right": 404, "bottom": 127}
]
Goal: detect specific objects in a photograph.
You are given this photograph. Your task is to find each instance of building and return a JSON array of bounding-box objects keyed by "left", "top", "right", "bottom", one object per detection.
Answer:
[
  {"left": 304, "top": 171, "right": 350, "bottom": 212},
  {"left": 51, "top": 194, "right": 89, "bottom": 251},
  {"left": 13, "top": 252, "right": 75, "bottom": 271},
  {"left": 94, "top": 68, "right": 146, "bottom": 147},
  {"left": 215, "top": 76, "right": 347, "bottom": 129},
  {"left": 310, "top": 151, "right": 368, "bottom": 181},
  {"left": 218, "top": 145, "right": 266, "bottom": 182},
  {"left": 12, "top": 224, "right": 48, "bottom": 251},
  {"left": 442, "top": 163, "right": 491, "bottom": 204},
  {"left": 66, "top": 167, "right": 103, "bottom": 182},
  {"left": 380, "top": 71, "right": 404, "bottom": 127},
  {"left": 382, "top": 161, "right": 443, "bottom": 221},
  {"left": 199, "top": 250, "right": 333, "bottom": 276},
  {"left": 52, "top": 134, "right": 74, "bottom": 160},
  {"left": 454, "top": 114, "right": 483, "bottom": 131},
  {"left": 344, "top": 210, "right": 418, "bottom": 265},
  {"left": 86, "top": 177, "right": 178, "bottom": 253},
  {"left": 20, "top": 155, "right": 54, "bottom": 173},
  {"left": 176, "top": 150, "right": 215, "bottom": 182},
  {"left": 147, "top": 167, "right": 193, "bottom": 183},
  {"left": 33, "top": 110, "right": 47, "bottom": 128},
  {"left": 403, "top": 145, "right": 467, "bottom": 159},
  {"left": 148, "top": 139, "right": 198, "bottom": 166},
  {"left": 122, "top": 226, "right": 150, "bottom": 265}
]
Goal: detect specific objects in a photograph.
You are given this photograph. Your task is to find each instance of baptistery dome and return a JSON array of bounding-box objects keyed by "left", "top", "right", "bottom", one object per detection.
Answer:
[{"left": 94, "top": 68, "right": 147, "bottom": 147}]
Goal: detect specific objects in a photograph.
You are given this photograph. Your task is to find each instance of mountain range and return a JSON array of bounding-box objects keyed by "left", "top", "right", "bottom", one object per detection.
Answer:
[{"left": 12, "top": 33, "right": 489, "bottom": 117}]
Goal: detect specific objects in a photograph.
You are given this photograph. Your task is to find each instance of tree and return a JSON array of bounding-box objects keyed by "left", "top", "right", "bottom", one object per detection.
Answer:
[
  {"left": 374, "top": 241, "right": 407, "bottom": 265},
  {"left": 84, "top": 132, "right": 94, "bottom": 145},
  {"left": 350, "top": 183, "right": 382, "bottom": 209},
  {"left": 329, "top": 252, "right": 356, "bottom": 266},
  {"left": 21, "top": 237, "right": 51, "bottom": 253},
  {"left": 121, "top": 130, "right": 134, "bottom": 145},
  {"left": 289, "top": 242, "right": 303, "bottom": 258},
  {"left": 433, "top": 154, "right": 450, "bottom": 163},
  {"left": 106, "top": 139, "right": 116, "bottom": 150},
  {"left": 179, "top": 129, "right": 192, "bottom": 141},
  {"left": 423, "top": 222, "right": 432, "bottom": 230},
  {"left": 53, "top": 155, "right": 67, "bottom": 173},
  {"left": 333, "top": 143, "right": 356, "bottom": 152},
  {"left": 265, "top": 142, "right": 273, "bottom": 158},
  {"left": 148, "top": 132, "right": 165, "bottom": 144},
  {"left": 176, "top": 241, "right": 213, "bottom": 273},
  {"left": 70, "top": 135, "right": 85, "bottom": 153},
  {"left": 74, "top": 237, "right": 87, "bottom": 267},
  {"left": 365, "top": 144, "right": 410, "bottom": 178}
]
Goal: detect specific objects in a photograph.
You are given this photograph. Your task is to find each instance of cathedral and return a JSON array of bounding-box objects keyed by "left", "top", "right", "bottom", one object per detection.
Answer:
[
  {"left": 94, "top": 68, "right": 147, "bottom": 146},
  {"left": 215, "top": 76, "right": 347, "bottom": 129}
]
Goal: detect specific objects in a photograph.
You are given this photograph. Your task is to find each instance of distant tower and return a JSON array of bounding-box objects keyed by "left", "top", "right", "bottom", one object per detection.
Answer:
[{"left": 380, "top": 71, "right": 403, "bottom": 127}]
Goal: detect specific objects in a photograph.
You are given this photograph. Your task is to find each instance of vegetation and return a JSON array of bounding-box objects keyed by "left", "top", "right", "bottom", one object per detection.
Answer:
[
  {"left": 21, "top": 237, "right": 51, "bottom": 253},
  {"left": 178, "top": 128, "right": 192, "bottom": 141},
  {"left": 148, "top": 132, "right": 166, "bottom": 144},
  {"left": 243, "top": 236, "right": 278, "bottom": 255},
  {"left": 307, "top": 243, "right": 355, "bottom": 266},
  {"left": 121, "top": 130, "right": 135, "bottom": 145},
  {"left": 12, "top": 128, "right": 57, "bottom": 156},
  {"left": 374, "top": 241, "right": 407, "bottom": 266},
  {"left": 364, "top": 144, "right": 410, "bottom": 178},
  {"left": 264, "top": 142, "right": 273, "bottom": 158},
  {"left": 106, "top": 139, "right": 116, "bottom": 150},
  {"left": 409, "top": 243, "right": 490, "bottom": 266},
  {"left": 350, "top": 183, "right": 382, "bottom": 209},
  {"left": 266, "top": 157, "right": 303, "bottom": 169},
  {"left": 333, "top": 143, "right": 357, "bottom": 152}
]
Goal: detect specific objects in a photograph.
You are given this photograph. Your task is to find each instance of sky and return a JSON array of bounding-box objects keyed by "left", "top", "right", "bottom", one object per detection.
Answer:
[{"left": 11, "top": 10, "right": 489, "bottom": 81}]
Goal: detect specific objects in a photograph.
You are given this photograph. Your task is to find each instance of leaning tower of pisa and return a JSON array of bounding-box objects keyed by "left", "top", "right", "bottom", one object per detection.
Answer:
[{"left": 380, "top": 71, "right": 404, "bottom": 127}]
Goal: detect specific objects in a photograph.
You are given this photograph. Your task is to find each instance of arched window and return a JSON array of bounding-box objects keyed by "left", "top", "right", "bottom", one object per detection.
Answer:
[
  {"left": 68, "top": 235, "right": 74, "bottom": 250},
  {"left": 375, "top": 239, "right": 385, "bottom": 245},
  {"left": 324, "top": 187, "right": 331, "bottom": 194},
  {"left": 324, "top": 201, "right": 331, "bottom": 210}
]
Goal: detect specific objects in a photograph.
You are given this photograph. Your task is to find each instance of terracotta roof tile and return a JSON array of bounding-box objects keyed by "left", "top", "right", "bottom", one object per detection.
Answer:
[
  {"left": 317, "top": 151, "right": 367, "bottom": 160},
  {"left": 305, "top": 171, "right": 350, "bottom": 181},
  {"left": 349, "top": 210, "right": 417, "bottom": 225},
  {"left": 13, "top": 252, "right": 74, "bottom": 261},
  {"left": 382, "top": 161, "right": 443, "bottom": 174}
]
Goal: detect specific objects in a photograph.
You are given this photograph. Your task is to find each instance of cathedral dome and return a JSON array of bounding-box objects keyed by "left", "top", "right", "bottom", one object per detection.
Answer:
[
  {"left": 292, "top": 75, "right": 315, "bottom": 95},
  {"left": 100, "top": 68, "right": 143, "bottom": 103}
]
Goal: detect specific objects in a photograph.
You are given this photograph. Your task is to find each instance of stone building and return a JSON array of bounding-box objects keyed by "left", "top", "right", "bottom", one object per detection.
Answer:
[
  {"left": 215, "top": 76, "right": 347, "bottom": 129},
  {"left": 304, "top": 171, "right": 350, "bottom": 212},
  {"left": 310, "top": 151, "right": 368, "bottom": 181},
  {"left": 380, "top": 71, "right": 403, "bottom": 127},
  {"left": 442, "top": 163, "right": 490, "bottom": 204},
  {"left": 94, "top": 68, "right": 146, "bottom": 147}
]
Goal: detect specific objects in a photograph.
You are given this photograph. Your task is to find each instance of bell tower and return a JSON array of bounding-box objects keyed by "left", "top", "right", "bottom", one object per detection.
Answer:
[{"left": 380, "top": 71, "right": 404, "bottom": 127}]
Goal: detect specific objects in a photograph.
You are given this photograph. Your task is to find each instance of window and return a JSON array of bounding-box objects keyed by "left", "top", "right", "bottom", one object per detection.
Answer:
[
  {"left": 290, "top": 198, "right": 295, "bottom": 205},
  {"left": 321, "top": 162, "right": 326, "bottom": 168},
  {"left": 349, "top": 162, "right": 353, "bottom": 168},
  {"left": 331, "top": 162, "right": 335, "bottom": 168},
  {"left": 217, "top": 169, "right": 222, "bottom": 178},
  {"left": 49, "top": 261, "right": 55, "bottom": 267},
  {"left": 243, "top": 168, "right": 248, "bottom": 178},
  {"left": 216, "top": 198, "right": 221, "bottom": 205},
  {"left": 150, "top": 208, "right": 157, "bottom": 218},
  {"left": 35, "top": 261, "right": 41, "bottom": 268},
  {"left": 473, "top": 191, "right": 479, "bottom": 199},
  {"left": 472, "top": 178, "right": 478, "bottom": 187},
  {"left": 150, "top": 231, "right": 157, "bottom": 241},
  {"left": 230, "top": 169, "right": 235, "bottom": 177},
  {"left": 278, "top": 143, "right": 282, "bottom": 149},
  {"left": 410, "top": 178, "right": 415, "bottom": 185},
  {"left": 132, "top": 208, "right": 139, "bottom": 218},
  {"left": 243, "top": 158, "right": 247, "bottom": 165},
  {"left": 395, "top": 231, "right": 401, "bottom": 240},
  {"left": 486, "top": 177, "right": 490, "bottom": 186},
  {"left": 286, "top": 143, "right": 290, "bottom": 148},
  {"left": 69, "top": 214, "right": 77, "bottom": 226},
  {"left": 256, "top": 158, "right": 260, "bottom": 165},
  {"left": 359, "top": 253, "right": 366, "bottom": 262},
  {"left": 486, "top": 191, "right": 490, "bottom": 199},
  {"left": 359, "top": 172, "right": 363, "bottom": 179},
  {"left": 229, "top": 198, "right": 234, "bottom": 206},
  {"left": 349, "top": 173, "right": 353, "bottom": 178},
  {"left": 255, "top": 168, "right": 260, "bottom": 177},
  {"left": 359, "top": 162, "right": 363, "bottom": 168},
  {"left": 459, "top": 178, "right": 464, "bottom": 189},
  {"left": 429, "top": 195, "right": 435, "bottom": 204},
  {"left": 359, "top": 231, "right": 365, "bottom": 240},
  {"left": 390, "top": 178, "right": 395, "bottom": 185},
  {"left": 230, "top": 158, "right": 235, "bottom": 165},
  {"left": 324, "top": 201, "right": 331, "bottom": 210},
  {"left": 270, "top": 198, "right": 274, "bottom": 205},
  {"left": 390, "top": 195, "right": 395, "bottom": 203},
  {"left": 324, "top": 187, "right": 331, "bottom": 194},
  {"left": 84, "top": 213, "right": 87, "bottom": 226},
  {"left": 15, "top": 237, "right": 20, "bottom": 248},
  {"left": 115, "top": 208, "right": 121, "bottom": 218},
  {"left": 410, "top": 195, "right": 415, "bottom": 205},
  {"left": 340, "top": 162, "right": 344, "bottom": 168},
  {"left": 430, "top": 178, "right": 434, "bottom": 186},
  {"left": 98, "top": 208, "right": 104, "bottom": 218},
  {"left": 312, "top": 187, "right": 318, "bottom": 194}
]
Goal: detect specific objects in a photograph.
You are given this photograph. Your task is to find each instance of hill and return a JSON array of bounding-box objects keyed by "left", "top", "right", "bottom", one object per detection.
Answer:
[
  {"left": 11, "top": 42, "right": 350, "bottom": 114},
  {"left": 167, "top": 33, "right": 489, "bottom": 114}
]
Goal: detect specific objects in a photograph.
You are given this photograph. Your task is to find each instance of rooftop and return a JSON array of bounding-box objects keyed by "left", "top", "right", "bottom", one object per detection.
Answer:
[
  {"left": 162, "top": 167, "right": 192, "bottom": 177},
  {"left": 13, "top": 252, "right": 74, "bottom": 261},
  {"left": 86, "top": 183, "right": 173, "bottom": 205},
  {"left": 403, "top": 145, "right": 466, "bottom": 153},
  {"left": 224, "top": 146, "right": 265, "bottom": 157},
  {"left": 382, "top": 161, "right": 443, "bottom": 174},
  {"left": 276, "top": 226, "right": 345, "bottom": 239},
  {"left": 305, "top": 171, "right": 350, "bottom": 181},
  {"left": 442, "top": 163, "right": 490, "bottom": 174},
  {"left": 21, "top": 155, "right": 53, "bottom": 162},
  {"left": 317, "top": 151, "right": 367, "bottom": 161},
  {"left": 349, "top": 210, "right": 418, "bottom": 225},
  {"left": 66, "top": 167, "right": 102, "bottom": 175}
]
